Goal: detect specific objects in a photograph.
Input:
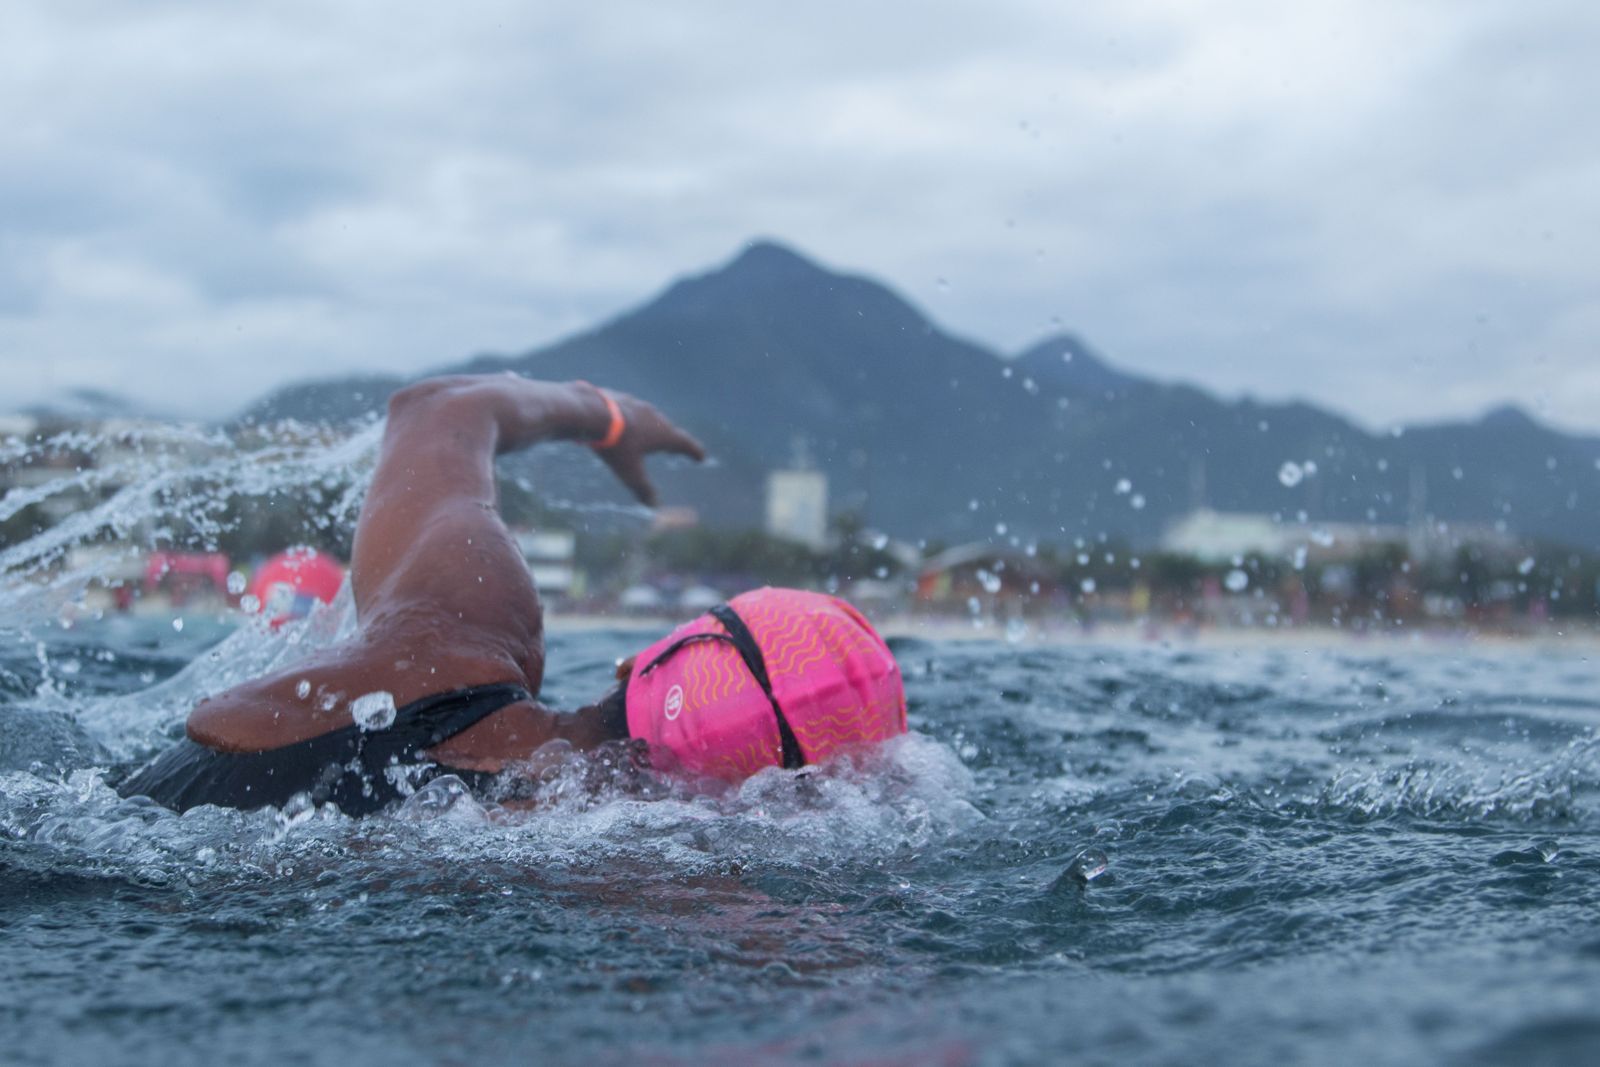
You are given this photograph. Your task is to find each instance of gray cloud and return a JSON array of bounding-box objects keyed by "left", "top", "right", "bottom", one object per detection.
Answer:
[{"left": 0, "top": 0, "right": 1595, "bottom": 431}]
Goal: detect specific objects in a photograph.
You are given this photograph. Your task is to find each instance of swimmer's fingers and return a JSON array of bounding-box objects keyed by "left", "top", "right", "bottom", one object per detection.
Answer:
[
  {"left": 601, "top": 449, "right": 661, "bottom": 507},
  {"left": 659, "top": 424, "right": 707, "bottom": 463},
  {"left": 595, "top": 395, "right": 705, "bottom": 505},
  {"left": 621, "top": 396, "right": 706, "bottom": 462}
]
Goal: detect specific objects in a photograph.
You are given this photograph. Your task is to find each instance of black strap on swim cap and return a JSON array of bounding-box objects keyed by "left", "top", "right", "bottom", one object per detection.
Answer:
[
  {"left": 709, "top": 602, "right": 806, "bottom": 770},
  {"left": 633, "top": 603, "right": 807, "bottom": 771},
  {"left": 638, "top": 632, "right": 737, "bottom": 675}
]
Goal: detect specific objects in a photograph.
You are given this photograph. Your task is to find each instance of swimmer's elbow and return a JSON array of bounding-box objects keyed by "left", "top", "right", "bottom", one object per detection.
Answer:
[
  {"left": 386, "top": 377, "right": 509, "bottom": 434},
  {"left": 186, "top": 692, "right": 272, "bottom": 753},
  {"left": 386, "top": 379, "right": 459, "bottom": 419},
  {"left": 185, "top": 698, "right": 232, "bottom": 750}
]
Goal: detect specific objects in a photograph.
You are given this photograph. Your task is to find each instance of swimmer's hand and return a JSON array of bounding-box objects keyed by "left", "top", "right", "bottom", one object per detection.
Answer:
[{"left": 592, "top": 391, "right": 707, "bottom": 507}]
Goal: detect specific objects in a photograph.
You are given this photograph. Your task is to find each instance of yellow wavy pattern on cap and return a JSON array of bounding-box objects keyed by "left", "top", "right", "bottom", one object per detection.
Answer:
[
  {"left": 680, "top": 633, "right": 751, "bottom": 714},
  {"left": 740, "top": 599, "right": 832, "bottom": 679},
  {"left": 732, "top": 591, "right": 902, "bottom": 762}
]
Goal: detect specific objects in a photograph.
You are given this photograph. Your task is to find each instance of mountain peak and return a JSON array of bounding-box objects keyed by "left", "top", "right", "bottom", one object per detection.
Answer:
[
  {"left": 724, "top": 238, "right": 822, "bottom": 277},
  {"left": 638, "top": 238, "right": 933, "bottom": 342},
  {"left": 1014, "top": 333, "right": 1141, "bottom": 396},
  {"left": 1479, "top": 403, "right": 1538, "bottom": 430}
]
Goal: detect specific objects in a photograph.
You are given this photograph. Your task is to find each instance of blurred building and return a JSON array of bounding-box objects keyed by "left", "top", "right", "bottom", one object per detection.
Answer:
[
  {"left": 650, "top": 506, "right": 699, "bottom": 532},
  {"left": 515, "top": 529, "right": 580, "bottom": 598},
  {"left": 916, "top": 544, "right": 1057, "bottom": 605},
  {"left": 1163, "top": 507, "right": 1524, "bottom": 565},
  {"left": 765, "top": 469, "right": 828, "bottom": 549},
  {"left": 1161, "top": 510, "right": 1295, "bottom": 561}
]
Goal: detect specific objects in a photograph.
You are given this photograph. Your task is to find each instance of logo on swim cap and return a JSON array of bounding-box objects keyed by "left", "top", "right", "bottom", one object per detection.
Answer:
[{"left": 664, "top": 684, "right": 684, "bottom": 721}]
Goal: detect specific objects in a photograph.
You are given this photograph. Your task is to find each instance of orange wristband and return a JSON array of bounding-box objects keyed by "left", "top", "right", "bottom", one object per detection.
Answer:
[{"left": 578, "top": 381, "right": 625, "bottom": 449}]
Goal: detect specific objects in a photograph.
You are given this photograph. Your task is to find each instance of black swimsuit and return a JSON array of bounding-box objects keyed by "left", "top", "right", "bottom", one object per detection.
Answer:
[{"left": 119, "top": 683, "right": 532, "bottom": 816}]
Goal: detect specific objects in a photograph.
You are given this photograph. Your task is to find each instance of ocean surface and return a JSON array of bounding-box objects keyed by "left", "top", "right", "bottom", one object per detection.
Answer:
[
  {"left": 3, "top": 616, "right": 1598, "bottom": 1066},
  {"left": 4, "top": 425, "right": 1598, "bottom": 1066}
]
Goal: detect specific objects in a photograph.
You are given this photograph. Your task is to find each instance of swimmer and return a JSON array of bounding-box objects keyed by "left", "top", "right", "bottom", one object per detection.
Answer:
[{"left": 122, "top": 376, "right": 907, "bottom": 814}]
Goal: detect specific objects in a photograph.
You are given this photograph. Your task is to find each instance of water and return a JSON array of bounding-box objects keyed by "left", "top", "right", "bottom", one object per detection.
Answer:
[
  {"left": 4, "top": 431, "right": 1600, "bottom": 1064},
  {"left": 4, "top": 625, "right": 1599, "bottom": 1066}
]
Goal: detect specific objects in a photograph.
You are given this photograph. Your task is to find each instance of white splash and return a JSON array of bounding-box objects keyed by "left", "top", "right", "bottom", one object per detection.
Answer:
[{"left": 350, "top": 691, "right": 397, "bottom": 731}]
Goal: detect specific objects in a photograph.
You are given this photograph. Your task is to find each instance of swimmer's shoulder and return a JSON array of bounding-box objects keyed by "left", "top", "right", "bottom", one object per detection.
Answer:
[{"left": 186, "top": 639, "right": 532, "bottom": 753}]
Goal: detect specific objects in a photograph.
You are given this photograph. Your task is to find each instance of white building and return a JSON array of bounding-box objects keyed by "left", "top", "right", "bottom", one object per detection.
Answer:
[
  {"left": 765, "top": 469, "right": 828, "bottom": 549},
  {"left": 1161, "top": 509, "right": 1296, "bottom": 562},
  {"left": 0, "top": 415, "right": 37, "bottom": 440},
  {"left": 515, "top": 529, "right": 579, "bottom": 596}
]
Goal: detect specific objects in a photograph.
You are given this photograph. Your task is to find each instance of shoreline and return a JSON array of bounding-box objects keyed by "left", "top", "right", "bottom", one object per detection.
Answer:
[{"left": 545, "top": 610, "right": 1600, "bottom": 654}]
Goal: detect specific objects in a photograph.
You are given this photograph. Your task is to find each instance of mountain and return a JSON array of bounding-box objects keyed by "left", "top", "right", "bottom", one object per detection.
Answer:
[
  {"left": 23, "top": 386, "right": 163, "bottom": 422},
  {"left": 235, "top": 240, "right": 1600, "bottom": 549},
  {"left": 1012, "top": 334, "right": 1139, "bottom": 399},
  {"left": 238, "top": 373, "right": 404, "bottom": 426}
]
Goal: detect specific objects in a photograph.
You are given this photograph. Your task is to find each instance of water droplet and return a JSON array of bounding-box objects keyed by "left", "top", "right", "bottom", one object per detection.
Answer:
[
  {"left": 1005, "top": 618, "right": 1029, "bottom": 644},
  {"left": 870, "top": 533, "right": 889, "bottom": 550},
  {"left": 1278, "top": 462, "right": 1304, "bottom": 488},
  {"left": 1492, "top": 840, "right": 1562, "bottom": 867},
  {"left": 1130, "top": 494, "right": 1146, "bottom": 510},
  {"left": 1452, "top": 467, "right": 1464, "bottom": 481},
  {"left": 1055, "top": 847, "right": 1109, "bottom": 888},
  {"left": 1114, "top": 478, "right": 1132, "bottom": 495},
  {"left": 1080, "top": 578, "right": 1097, "bottom": 594},
  {"left": 350, "top": 691, "right": 397, "bottom": 731},
  {"left": 276, "top": 792, "right": 316, "bottom": 830},
  {"left": 1518, "top": 556, "right": 1536, "bottom": 575},
  {"left": 171, "top": 617, "right": 184, "bottom": 632},
  {"left": 295, "top": 679, "right": 311, "bottom": 700},
  {"left": 1293, "top": 545, "right": 1308, "bottom": 571},
  {"left": 397, "top": 775, "right": 485, "bottom": 824},
  {"left": 240, "top": 594, "right": 261, "bottom": 614},
  {"left": 226, "top": 571, "right": 247, "bottom": 595},
  {"left": 1225, "top": 569, "right": 1249, "bottom": 593}
]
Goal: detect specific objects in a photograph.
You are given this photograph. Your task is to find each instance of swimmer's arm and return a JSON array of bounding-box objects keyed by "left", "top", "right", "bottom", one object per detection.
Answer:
[
  {"left": 189, "top": 376, "right": 702, "bottom": 751},
  {"left": 350, "top": 376, "right": 704, "bottom": 663}
]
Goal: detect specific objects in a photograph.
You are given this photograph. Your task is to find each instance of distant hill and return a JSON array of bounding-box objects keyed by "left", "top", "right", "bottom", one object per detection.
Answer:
[
  {"left": 1013, "top": 334, "right": 1138, "bottom": 400},
  {"left": 23, "top": 386, "right": 167, "bottom": 422},
  {"left": 238, "top": 374, "right": 402, "bottom": 427},
  {"left": 235, "top": 240, "right": 1600, "bottom": 549}
]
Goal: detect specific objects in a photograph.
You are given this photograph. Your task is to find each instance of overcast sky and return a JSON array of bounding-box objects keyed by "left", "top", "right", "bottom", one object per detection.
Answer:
[{"left": 1, "top": 0, "right": 1596, "bottom": 431}]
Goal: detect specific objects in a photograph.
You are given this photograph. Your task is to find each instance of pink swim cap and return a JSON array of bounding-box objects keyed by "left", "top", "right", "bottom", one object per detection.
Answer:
[{"left": 624, "top": 588, "right": 907, "bottom": 780}]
